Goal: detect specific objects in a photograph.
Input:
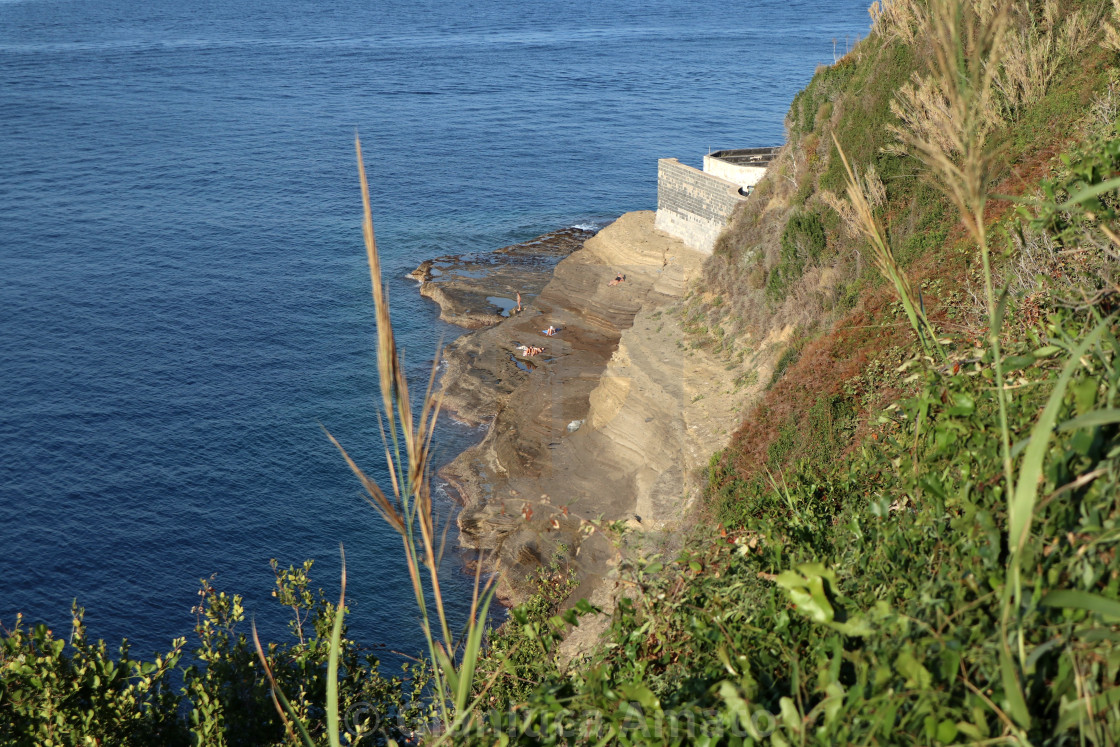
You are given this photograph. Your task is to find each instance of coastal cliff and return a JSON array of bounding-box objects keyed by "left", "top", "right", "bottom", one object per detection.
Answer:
[{"left": 424, "top": 211, "right": 766, "bottom": 605}]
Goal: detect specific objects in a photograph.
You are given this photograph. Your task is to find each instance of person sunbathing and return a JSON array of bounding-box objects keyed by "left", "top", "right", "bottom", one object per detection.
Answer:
[
  {"left": 516, "top": 344, "right": 545, "bottom": 357},
  {"left": 608, "top": 273, "right": 626, "bottom": 286},
  {"left": 542, "top": 325, "right": 557, "bottom": 336}
]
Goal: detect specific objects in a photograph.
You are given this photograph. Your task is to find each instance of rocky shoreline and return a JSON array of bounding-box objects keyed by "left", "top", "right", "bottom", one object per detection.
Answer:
[
  {"left": 416, "top": 211, "right": 760, "bottom": 626},
  {"left": 409, "top": 226, "right": 595, "bottom": 329}
]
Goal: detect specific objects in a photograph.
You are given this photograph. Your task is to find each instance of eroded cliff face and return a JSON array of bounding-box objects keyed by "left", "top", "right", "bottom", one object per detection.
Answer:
[{"left": 431, "top": 211, "right": 762, "bottom": 605}]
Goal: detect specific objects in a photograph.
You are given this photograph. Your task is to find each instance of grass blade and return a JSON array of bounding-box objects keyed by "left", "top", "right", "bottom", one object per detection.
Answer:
[
  {"left": 327, "top": 544, "right": 347, "bottom": 747},
  {"left": 323, "top": 427, "right": 405, "bottom": 535},
  {"left": 1041, "top": 590, "right": 1120, "bottom": 619},
  {"left": 1009, "top": 318, "right": 1109, "bottom": 559},
  {"left": 1057, "top": 176, "right": 1120, "bottom": 211},
  {"left": 434, "top": 642, "right": 459, "bottom": 699},
  {"left": 999, "top": 646, "right": 1031, "bottom": 729},
  {"left": 251, "top": 620, "right": 316, "bottom": 747},
  {"left": 1058, "top": 409, "right": 1120, "bottom": 432},
  {"left": 455, "top": 583, "right": 496, "bottom": 714}
]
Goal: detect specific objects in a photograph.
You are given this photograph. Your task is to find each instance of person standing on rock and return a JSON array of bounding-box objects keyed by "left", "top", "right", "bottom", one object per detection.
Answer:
[{"left": 516, "top": 292, "right": 522, "bottom": 312}]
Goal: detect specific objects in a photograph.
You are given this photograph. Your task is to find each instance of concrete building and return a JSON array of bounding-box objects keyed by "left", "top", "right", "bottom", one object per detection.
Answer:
[{"left": 655, "top": 146, "right": 780, "bottom": 254}]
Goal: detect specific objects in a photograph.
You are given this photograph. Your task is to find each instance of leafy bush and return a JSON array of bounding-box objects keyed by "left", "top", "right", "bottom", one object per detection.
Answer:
[
  {"left": 0, "top": 561, "right": 429, "bottom": 746},
  {"left": 472, "top": 558, "right": 578, "bottom": 712},
  {"left": 0, "top": 603, "right": 185, "bottom": 747},
  {"left": 766, "top": 210, "right": 827, "bottom": 300}
]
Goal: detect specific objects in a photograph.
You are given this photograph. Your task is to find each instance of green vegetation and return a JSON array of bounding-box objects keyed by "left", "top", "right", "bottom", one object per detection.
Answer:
[
  {"left": 0, "top": 561, "right": 430, "bottom": 746},
  {"left": 766, "top": 210, "right": 827, "bottom": 301},
  {"left": 472, "top": 558, "right": 581, "bottom": 712},
  {"left": 4, "top": 0, "right": 1120, "bottom": 743}
]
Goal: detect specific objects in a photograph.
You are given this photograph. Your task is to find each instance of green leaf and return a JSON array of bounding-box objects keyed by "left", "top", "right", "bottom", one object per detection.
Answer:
[
  {"left": 718, "top": 680, "right": 751, "bottom": 731},
  {"left": 619, "top": 681, "right": 661, "bottom": 714},
  {"left": 716, "top": 644, "right": 737, "bottom": 676},
  {"left": 999, "top": 647, "right": 1031, "bottom": 730},
  {"left": 1024, "top": 637, "right": 1063, "bottom": 673},
  {"left": 1071, "top": 377, "right": 1098, "bottom": 415},
  {"left": 326, "top": 547, "right": 346, "bottom": 747},
  {"left": 1057, "top": 176, "right": 1120, "bottom": 210},
  {"left": 895, "top": 649, "right": 931, "bottom": 689},
  {"left": 776, "top": 570, "right": 834, "bottom": 624},
  {"left": 1058, "top": 409, "right": 1120, "bottom": 432},
  {"left": 779, "top": 697, "right": 801, "bottom": 734},
  {"left": 1009, "top": 318, "right": 1109, "bottom": 557},
  {"left": 574, "top": 598, "right": 597, "bottom": 615},
  {"left": 822, "top": 682, "right": 844, "bottom": 726},
  {"left": 946, "top": 392, "right": 975, "bottom": 416},
  {"left": 774, "top": 563, "right": 871, "bottom": 636},
  {"left": 1002, "top": 355, "right": 1035, "bottom": 373},
  {"left": 456, "top": 584, "right": 496, "bottom": 715},
  {"left": 1041, "top": 590, "right": 1120, "bottom": 620},
  {"left": 956, "top": 721, "right": 984, "bottom": 741},
  {"left": 434, "top": 644, "right": 458, "bottom": 699}
]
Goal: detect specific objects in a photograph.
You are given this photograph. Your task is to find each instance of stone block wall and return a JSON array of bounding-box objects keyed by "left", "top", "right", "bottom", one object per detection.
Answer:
[{"left": 654, "top": 158, "right": 746, "bottom": 255}]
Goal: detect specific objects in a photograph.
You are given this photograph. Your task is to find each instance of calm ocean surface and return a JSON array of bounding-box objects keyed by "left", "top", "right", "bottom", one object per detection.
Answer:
[{"left": 1, "top": 0, "right": 869, "bottom": 659}]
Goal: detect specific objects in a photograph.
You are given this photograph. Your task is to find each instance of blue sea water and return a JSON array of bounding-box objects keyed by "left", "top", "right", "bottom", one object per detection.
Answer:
[{"left": 0, "top": 0, "right": 870, "bottom": 660}]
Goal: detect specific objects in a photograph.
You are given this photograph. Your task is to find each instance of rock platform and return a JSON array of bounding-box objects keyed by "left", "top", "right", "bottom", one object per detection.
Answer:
[
  {"left": 410, "top": 226, "right": 594, "bottom": 329},
  {"left": 418, "top": 211, "right": 757, "bottom": 615}
]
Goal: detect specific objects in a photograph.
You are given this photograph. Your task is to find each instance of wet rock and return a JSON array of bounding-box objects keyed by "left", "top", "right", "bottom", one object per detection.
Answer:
[{"left": 411, "top": 226, "right": 597, "bottom": 329}]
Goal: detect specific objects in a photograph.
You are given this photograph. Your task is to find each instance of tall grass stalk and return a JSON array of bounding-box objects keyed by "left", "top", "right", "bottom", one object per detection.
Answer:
[
  {"left": 888, "top": 0, "right": 1013, "bottom": 493},
  {"left": 832, "top": 135, "right": 945, "bottom": 362},
  {"left": 885, "top": 0, "right": 1041, "bottom": 728},
  {"left": 869, "top": 0, "right": 922, "bottom": 44},
  {"left": 993, "top": 0, "right": 1098, "bottom": 118},
  {"left": 1105, "top": 0, "right": 1120, "bottom": 53},
  {"left": 887, "top": 1, "right": 1020, "bottom": 523},
  {"left": 328, "top": 136, "right": 498, "bottom": 737},
  {"left": 254, "top": 137, "right": 499, "bottom": 743}
]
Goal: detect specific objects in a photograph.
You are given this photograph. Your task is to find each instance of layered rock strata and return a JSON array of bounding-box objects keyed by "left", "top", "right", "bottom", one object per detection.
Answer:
[{"left": 426, "top": 211, "right": 755, "bottom": 605}]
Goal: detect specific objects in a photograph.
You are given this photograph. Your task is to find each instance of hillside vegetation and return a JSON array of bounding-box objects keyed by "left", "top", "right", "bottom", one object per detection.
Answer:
[
  {"left": 465, "top": 0, "right": 1120, "bottom": 743},
  {"left": 3, "top": 0, "right": 1120, "bottom": 744}
]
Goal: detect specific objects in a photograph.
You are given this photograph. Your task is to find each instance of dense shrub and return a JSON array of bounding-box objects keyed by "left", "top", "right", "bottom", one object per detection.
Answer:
[
  {"left": 1, "top": 561, "right": 429, "bottom": 746},
  {"left": 766, "top": 210, "right": 827, "bottom": 301}
]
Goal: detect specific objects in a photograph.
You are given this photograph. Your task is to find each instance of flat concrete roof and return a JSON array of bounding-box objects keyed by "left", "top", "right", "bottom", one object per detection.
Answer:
[{"left": 707, "top": 147, "right": 781, "bottom": 167}]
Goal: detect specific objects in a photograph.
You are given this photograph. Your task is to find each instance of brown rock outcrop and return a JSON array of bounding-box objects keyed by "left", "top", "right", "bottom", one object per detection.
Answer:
[
  {"left": 410, "top": 227, "right": 594, "bottom": 329},
  {"left": 429, "top": 211, "right": 758, "bottom": 608}
]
